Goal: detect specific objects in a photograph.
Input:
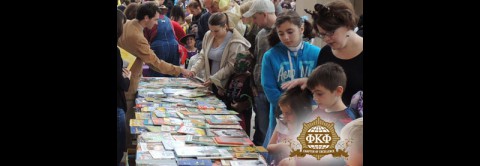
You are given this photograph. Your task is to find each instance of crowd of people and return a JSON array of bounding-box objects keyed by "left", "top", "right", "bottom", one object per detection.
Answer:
[{"left": 117, "top": 0, "right": 363, "bottom": 165}]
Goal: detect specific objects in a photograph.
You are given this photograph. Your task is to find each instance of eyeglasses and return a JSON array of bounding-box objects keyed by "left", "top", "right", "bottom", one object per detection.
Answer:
[{"left": 317, "top": 29, "right": 337, "bottom": 39}]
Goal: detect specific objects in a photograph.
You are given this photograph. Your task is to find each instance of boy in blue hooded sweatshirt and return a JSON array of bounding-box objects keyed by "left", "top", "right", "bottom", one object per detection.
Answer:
[{"left": 260, "top": 10, "right": 320, "bottom": 162}]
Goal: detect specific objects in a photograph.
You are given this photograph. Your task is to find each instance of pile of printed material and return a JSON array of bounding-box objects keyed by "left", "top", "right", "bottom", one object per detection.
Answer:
[{"left": 132, "top": 77, "right": 268, "bottom": 166}]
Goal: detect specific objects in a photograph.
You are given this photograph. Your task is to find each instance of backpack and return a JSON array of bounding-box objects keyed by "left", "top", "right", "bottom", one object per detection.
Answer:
[
  {"left": 225, "top": 51, "right": 254, "bottom": 113},
  {"left": 347, "top": 91, "right": 363, "bottom": 119},
  {"left": 225, "top": 73, "right": 252, "bottom": 113}
]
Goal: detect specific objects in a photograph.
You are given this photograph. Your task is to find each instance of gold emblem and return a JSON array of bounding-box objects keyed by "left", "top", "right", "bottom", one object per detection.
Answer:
[{"left": 290, "top": 117, "right": 349, "bottom": 160}]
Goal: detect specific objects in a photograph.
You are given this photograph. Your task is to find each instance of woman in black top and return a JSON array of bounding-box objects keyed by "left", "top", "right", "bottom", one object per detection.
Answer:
[{"left": 282, "top": 1, "right": 363, "bottom": 106}]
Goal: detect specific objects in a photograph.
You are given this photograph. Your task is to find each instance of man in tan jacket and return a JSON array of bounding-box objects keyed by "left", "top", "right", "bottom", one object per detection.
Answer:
[{"left": 117, "top": 2, "right": 192, "bottom": 148}]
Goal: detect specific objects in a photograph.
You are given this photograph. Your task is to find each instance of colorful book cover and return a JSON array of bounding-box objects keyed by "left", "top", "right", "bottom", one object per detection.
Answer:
[
  {"left": 154, "top": 110, "right": 166, "bottom": 118},
  {"left": 197, "top": 106, "right": 216, "bottom": 110},
  {"left": 199, "top": 109, "right": 239, "bottom": 115},
  {"left": 152, "top": 116, "right": 164, "bottom": 125},
  {"left": 130, "top": 126, "right": 148, "bottom": 134},
  {"left": 141, "top": 106, "right": 156, "bottom": 112},
  {"left": 214, "top": 137, "right": 254, "bottom": 146},
  {"left": 206, "top": 118, "right": 240, "bottom": 125},
  {"left": 183, "top": 119, "right": 207, "bottom": 128},
  {"left": 143, "top": 119, "right": 153, "bottom": 125},
  {"left": 162, "top": 140, "right": 186, "bottom": 150},
  {"left": 174, "top": 146, "right": 221, "bottom": 158},
  {"left": 135, "top": 151, "right": 154, "bottom": 160},
  {"left": 177, "top": 126, "right": 206, "bottom": 136},
  {"left": 135, "top": 151, "right": 177, "bottom": 166},
  {"left": 235, "top": 153, "right": 259, "bottom": 159},
  {"left": 187, "top": 115, "right": 206, "bottom": 120},
  {"left": 232, "top": 146, "right": 257, "bottom": 153},
  {"left": 160, "top": 125, "right": 180, "bottom": 133},
  {"left": 185, "top": 135, "right": 216, "bottom": 146},
  {"left": 148, "top": 150, "right": 175, "bottom": 159},
  {"left": 145, "top": 97, "right": 155, "bottom": 102},
  {"left": 255, "top": 146, "right": 268, "bottom": 153},
  {"left": 137, "top": 142, "right": 164, "bottom": 152},
  {"left": 197, "top": 149, "right": 233, "bottom": 159},
  {"left": 135, "top": 112, "right": 151, "bottom": 119},
  {"left": 130, "top": 119, "right": 145, "bottom": 126},
  {"left": 209, "top": 128, "right": 247, "bottom": 135},
  {"left": 118, "top": 46, "right": 137, "bottom": 70},
  {"left": 205, "top": 115, "right": 241, "bottom": 121},
  {"left": 206, "top": 124, "right": 243, "bottom": 129},
  {"left": 139, "top": 132, "right": 173, "bottom": 143},
  {"left": 212, "top": 115, "right": 241, "bottom": 121},
  {"left": 164, "top": 117, "right": 183, "bottom": 126},
  {"left": 166, "top": 111, "right": 179, "bottom": 118},
  {"left": 197, "top": 101, "right": 216, "bottom": 110}
]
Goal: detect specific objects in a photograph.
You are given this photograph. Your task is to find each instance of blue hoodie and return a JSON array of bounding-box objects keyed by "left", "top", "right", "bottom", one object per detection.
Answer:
[
  {"left": 260, "top": 41, "right": 320, "bottom": 149},
  {"left": 261, "top": 41, "right": 320, "bottom": 113}
]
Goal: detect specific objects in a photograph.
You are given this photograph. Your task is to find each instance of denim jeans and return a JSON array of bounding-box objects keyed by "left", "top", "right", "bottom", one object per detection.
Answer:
[
  {"left": 117, "top": 108, "right": 126, "bottom": 166},
  {"left": 253, "top": 92, "right": 270, "bottom": 146},
  {"left": 148, "top": 35, "right": 179, "bottom": 77},
  {"left": 262, "top": 103, "right": 277, "bottom": 164}
]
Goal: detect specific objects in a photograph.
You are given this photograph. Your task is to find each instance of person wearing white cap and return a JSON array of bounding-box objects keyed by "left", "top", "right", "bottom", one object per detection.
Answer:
[{"left": 241, "top": 0, "right": 277, "bottom": 150}]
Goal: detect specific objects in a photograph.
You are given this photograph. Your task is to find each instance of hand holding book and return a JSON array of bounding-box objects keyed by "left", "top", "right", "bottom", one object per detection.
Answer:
[{"left": 122, "top": 68, "right": 131, "bottom": 79}]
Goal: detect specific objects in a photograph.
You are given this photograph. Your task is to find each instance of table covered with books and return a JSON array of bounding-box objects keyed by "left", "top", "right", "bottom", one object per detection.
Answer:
[{"left": 129, "top": 77, "right": 268, "bottom": 166}]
